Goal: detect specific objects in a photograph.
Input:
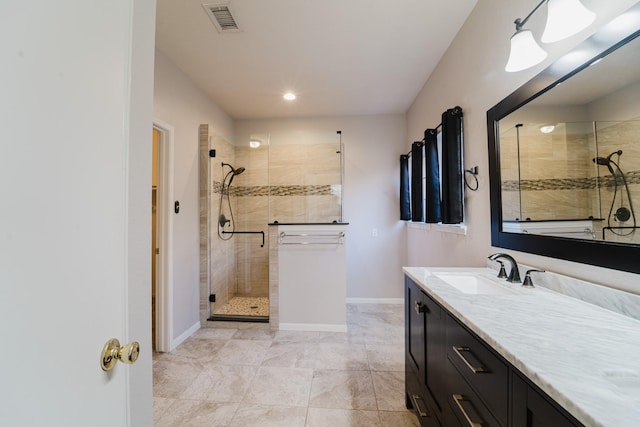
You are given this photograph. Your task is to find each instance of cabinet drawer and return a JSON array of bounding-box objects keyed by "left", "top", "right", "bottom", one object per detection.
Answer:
[
  {"left": 446, "top": 315, "right": 508, "bottom": 426},
  {"left": 406, "top": 369, "right": 441, "bottom": 427},
  {"left": 445, "top": 358, "right": 500, "bottom": 427}
]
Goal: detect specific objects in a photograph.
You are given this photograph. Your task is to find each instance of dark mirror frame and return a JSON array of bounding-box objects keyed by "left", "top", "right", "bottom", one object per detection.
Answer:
[{"left": 487, "top": 14, "right": 640, "bottom": 274}]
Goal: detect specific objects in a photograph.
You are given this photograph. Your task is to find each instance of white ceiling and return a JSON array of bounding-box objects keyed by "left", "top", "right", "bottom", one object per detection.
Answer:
[{"left": 155, "top": 0, "right": 477, "bottom": 120}]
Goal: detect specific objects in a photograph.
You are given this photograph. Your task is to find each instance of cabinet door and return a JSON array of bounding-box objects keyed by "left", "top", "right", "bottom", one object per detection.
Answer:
[
  {"left": 512, "top": 374, "right": 583, "bottom": 427},
  {"left": 406, "top": 277, "right": 426, "bottom": 379},
  {"left": 423, "top": 294, "right": 446, "bottom": 411},
  {"left": 405, "top": 277, "right": 442, "bottom": 427}
]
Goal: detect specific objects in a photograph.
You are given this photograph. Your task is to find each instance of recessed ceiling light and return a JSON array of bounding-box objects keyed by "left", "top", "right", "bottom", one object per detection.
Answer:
[
  {"left": 540, "top": 125, "right": 555, "bottom": 134},
  {"left": 283, "top": 92, "right": 296, "bottom": 101},
  {"left": 249, "top": 139, "right": 261, "bottom": 148}
]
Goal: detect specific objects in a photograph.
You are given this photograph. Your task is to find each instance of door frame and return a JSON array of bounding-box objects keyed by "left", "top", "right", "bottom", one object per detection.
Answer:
[{"left": 152, "top": 119, "right": 174, "bottom": 352}]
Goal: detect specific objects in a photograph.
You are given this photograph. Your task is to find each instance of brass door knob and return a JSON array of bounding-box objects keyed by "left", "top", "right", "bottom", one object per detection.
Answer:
[{"left": 100, "top": 338, "right": 140, "bottom": 371}]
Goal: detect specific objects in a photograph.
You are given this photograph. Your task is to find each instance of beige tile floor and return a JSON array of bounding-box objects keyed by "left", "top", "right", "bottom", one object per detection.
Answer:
[{"left": 153, "top": 303, "right": 420, "bottom": 426}]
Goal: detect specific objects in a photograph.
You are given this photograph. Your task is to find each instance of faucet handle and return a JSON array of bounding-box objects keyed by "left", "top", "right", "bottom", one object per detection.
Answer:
[
  {"left": 495, "top": 260, "right": 507, "bottom": 279},
  {"left": 522, "top": 269, "right": 545, "bottom": 287}
]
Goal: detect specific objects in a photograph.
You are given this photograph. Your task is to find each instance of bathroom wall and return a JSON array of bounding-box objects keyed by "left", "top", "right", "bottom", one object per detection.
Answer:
[
  {"left": 154, "top": 50, "right": 235, "bottom": 342},
  {"left": 406, "top": 0, "right": 640, "bottom": 293},
  {"left": 236, "top": 115, "right": 407, "bottom": 299}
]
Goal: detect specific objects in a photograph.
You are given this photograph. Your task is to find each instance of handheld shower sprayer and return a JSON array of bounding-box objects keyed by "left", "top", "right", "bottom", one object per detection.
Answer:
[
  {"left": 218, "top": 162, "right": 247, "bottom": 241},
  {"left": 593, "top": 150, "right": 636, "bottom": 236},
  {"left": 222, "top": 163, "right": 245, "bottom": 187},
  {"left": 592, "top": 150, "right": 622, "bottom": 175}
]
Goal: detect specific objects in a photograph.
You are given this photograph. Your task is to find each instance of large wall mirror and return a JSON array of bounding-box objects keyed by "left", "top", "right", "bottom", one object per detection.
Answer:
[{"left": 487, "top": 4, "right": 640, "bottom": 274}]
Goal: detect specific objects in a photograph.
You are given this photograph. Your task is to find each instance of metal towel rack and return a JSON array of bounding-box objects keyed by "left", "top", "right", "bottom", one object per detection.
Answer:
[{"left": 278, "top": 231, "right": 345, "bottom": 245}]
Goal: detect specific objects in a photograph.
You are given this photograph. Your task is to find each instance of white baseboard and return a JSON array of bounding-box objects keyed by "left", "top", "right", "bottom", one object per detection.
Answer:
[
  {"left": 279, "top": 323, "right": 348, "bottom": 332},
  {"left": 170, "top": 321, "right": 200, "bottom": 351},
  {"left": 346, "top": 298, "right": 403, "bottom": 304}
]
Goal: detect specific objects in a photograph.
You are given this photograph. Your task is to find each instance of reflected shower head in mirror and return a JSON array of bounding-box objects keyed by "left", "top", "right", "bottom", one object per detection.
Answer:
[{"left": 592, "top": 150, "right": 622, "bottom": 175}]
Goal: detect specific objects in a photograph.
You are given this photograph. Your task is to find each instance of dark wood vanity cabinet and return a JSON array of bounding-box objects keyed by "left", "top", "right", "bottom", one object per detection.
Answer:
[
  {"left": 405, "top": 276, "right": 446, "bottom": 426},
  {"left": 445, "top": 313, "right": 508, "bottom": 427},
  {"left": 405, "top": 276, "right": 584, "bottom": 427},
  {"left": 512, "top": 373, "right": 582, "bottom": 427}
]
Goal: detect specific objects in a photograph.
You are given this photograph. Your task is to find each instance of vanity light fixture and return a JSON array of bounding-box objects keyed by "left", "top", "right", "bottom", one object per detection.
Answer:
[
  {"left": 541, "top": 0, "right": 595, "bottom": 43},
  {"left": 283, "top": 92, "right": 296, "bottom": 101},
  {"left": 505, "top": 0, "right": 596, "bottom": 72}
]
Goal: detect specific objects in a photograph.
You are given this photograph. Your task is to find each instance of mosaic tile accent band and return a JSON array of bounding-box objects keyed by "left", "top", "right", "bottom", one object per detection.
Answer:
[
  {"left": 503, "top": 171, "right": 640, "bottom": 191},
  {"left": 213, "top": 181, "right": 335, "bottom": 197}
]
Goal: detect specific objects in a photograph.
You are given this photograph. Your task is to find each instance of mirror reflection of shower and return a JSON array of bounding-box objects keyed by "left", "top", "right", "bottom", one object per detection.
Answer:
[
  {"left": 593, "top": 150, "right": 636, "bottom": 237},
  {"left": 218, "top": 162, "right": 245, "bottom": 241}
]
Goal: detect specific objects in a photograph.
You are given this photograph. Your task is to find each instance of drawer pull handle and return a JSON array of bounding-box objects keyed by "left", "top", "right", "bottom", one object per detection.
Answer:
[
  {"left": 411, "top": 394, "right": 430, "bottom": 418},
  {"left": 452, "top": 346, "right": 488, "bottom": 373},
  {"left": 414, "top": 300, "right": 427, "bottom": 315},
  {"left": 453, "top": 394, "right": 484, "bottom": 427}
]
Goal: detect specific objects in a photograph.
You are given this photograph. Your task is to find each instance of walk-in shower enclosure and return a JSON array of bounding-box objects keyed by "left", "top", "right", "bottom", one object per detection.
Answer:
[{"left": 199, "top": 125, "right": 344, "bottom": 323}]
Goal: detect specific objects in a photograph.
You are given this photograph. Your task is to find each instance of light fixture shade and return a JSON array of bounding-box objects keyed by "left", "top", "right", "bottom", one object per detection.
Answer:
[
  {"left": 505, "top": 29, "right": 548, "bottom": 72},
  {"left": 541, "top": 0, "right": 596, "bottom": 43}
]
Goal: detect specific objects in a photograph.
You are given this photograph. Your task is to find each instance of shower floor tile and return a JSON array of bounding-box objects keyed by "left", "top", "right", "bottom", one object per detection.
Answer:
[{"left": 213, "top": 296, "right": 269, "bottom": 317}]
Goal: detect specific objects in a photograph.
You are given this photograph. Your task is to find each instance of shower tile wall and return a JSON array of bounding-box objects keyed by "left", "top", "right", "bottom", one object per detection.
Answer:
[
  {"left": 501, "top": 124, "right": 597, "bottom": 221},
  {"left": 500, "top": 120, "right": 640, "bottom": 244},
  {"left": 268, "top": 143, "right": 342, "bottom": 223},
  {"left": 199, "top": 124, "right": 237, "bottom": 324},
  {"left": 519, "top": 125, "right": 596, "bottom": 220},
  {"left": 593, "top": 120, "right": 640, "bottom": 243},
  {"left": 234, "top": 145, "right": 270, "bottom": 297}
]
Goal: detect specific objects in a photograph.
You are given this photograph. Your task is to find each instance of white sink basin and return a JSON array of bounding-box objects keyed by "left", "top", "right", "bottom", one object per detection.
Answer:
[{"left": 434, "top": 272, "right": 517, "bottom": 295}]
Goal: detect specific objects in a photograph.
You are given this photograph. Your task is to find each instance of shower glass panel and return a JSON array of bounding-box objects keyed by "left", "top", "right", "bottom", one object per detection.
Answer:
[
  {"left": 499, "top": 120, "right": 640, "bottom": 243},
  {"left": 206, "top": 132, "right": 271, "bottom": 322},
  {"left": 268, "top": 131, "right": 343, "bottom": 223}
]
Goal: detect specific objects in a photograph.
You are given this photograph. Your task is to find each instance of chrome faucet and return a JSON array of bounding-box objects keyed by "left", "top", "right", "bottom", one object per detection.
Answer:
[{"left": 488, "top": 253, "right": 521, "bottom": 283}]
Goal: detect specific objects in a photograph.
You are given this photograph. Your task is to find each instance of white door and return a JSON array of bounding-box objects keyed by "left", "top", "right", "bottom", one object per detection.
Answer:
[{"left": 0, "top": 1, "right": 155, "bottom": 425}]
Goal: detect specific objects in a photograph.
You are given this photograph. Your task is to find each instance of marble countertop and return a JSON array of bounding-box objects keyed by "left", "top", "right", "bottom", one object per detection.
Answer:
[{"left": 403, "top": 266, "right": 640, "bottom": 427}]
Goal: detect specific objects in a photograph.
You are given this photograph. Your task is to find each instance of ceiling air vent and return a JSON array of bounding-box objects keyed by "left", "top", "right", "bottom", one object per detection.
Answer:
[{"left": 203, "top": 2, "right": 241, "bottom": 33}]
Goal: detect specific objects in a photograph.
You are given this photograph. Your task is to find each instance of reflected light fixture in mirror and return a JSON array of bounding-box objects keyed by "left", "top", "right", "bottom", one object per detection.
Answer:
[{"left": 505, "top": 0, "right": 596, "bottom": 72}]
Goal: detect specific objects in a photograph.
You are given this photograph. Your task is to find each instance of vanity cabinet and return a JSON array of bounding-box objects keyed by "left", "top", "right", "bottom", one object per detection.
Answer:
[
  {"left": 405, "top": 276, "right": 446, "bottom": 427},
  {"left": 405, "top": 276, "right": 583, "bottom": 427},
  {"left": 446, "top": 314, "right": 508, "bottom": 426},
  {"left": 512, "top": 373, "right": 581, "bottom": 427}
]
